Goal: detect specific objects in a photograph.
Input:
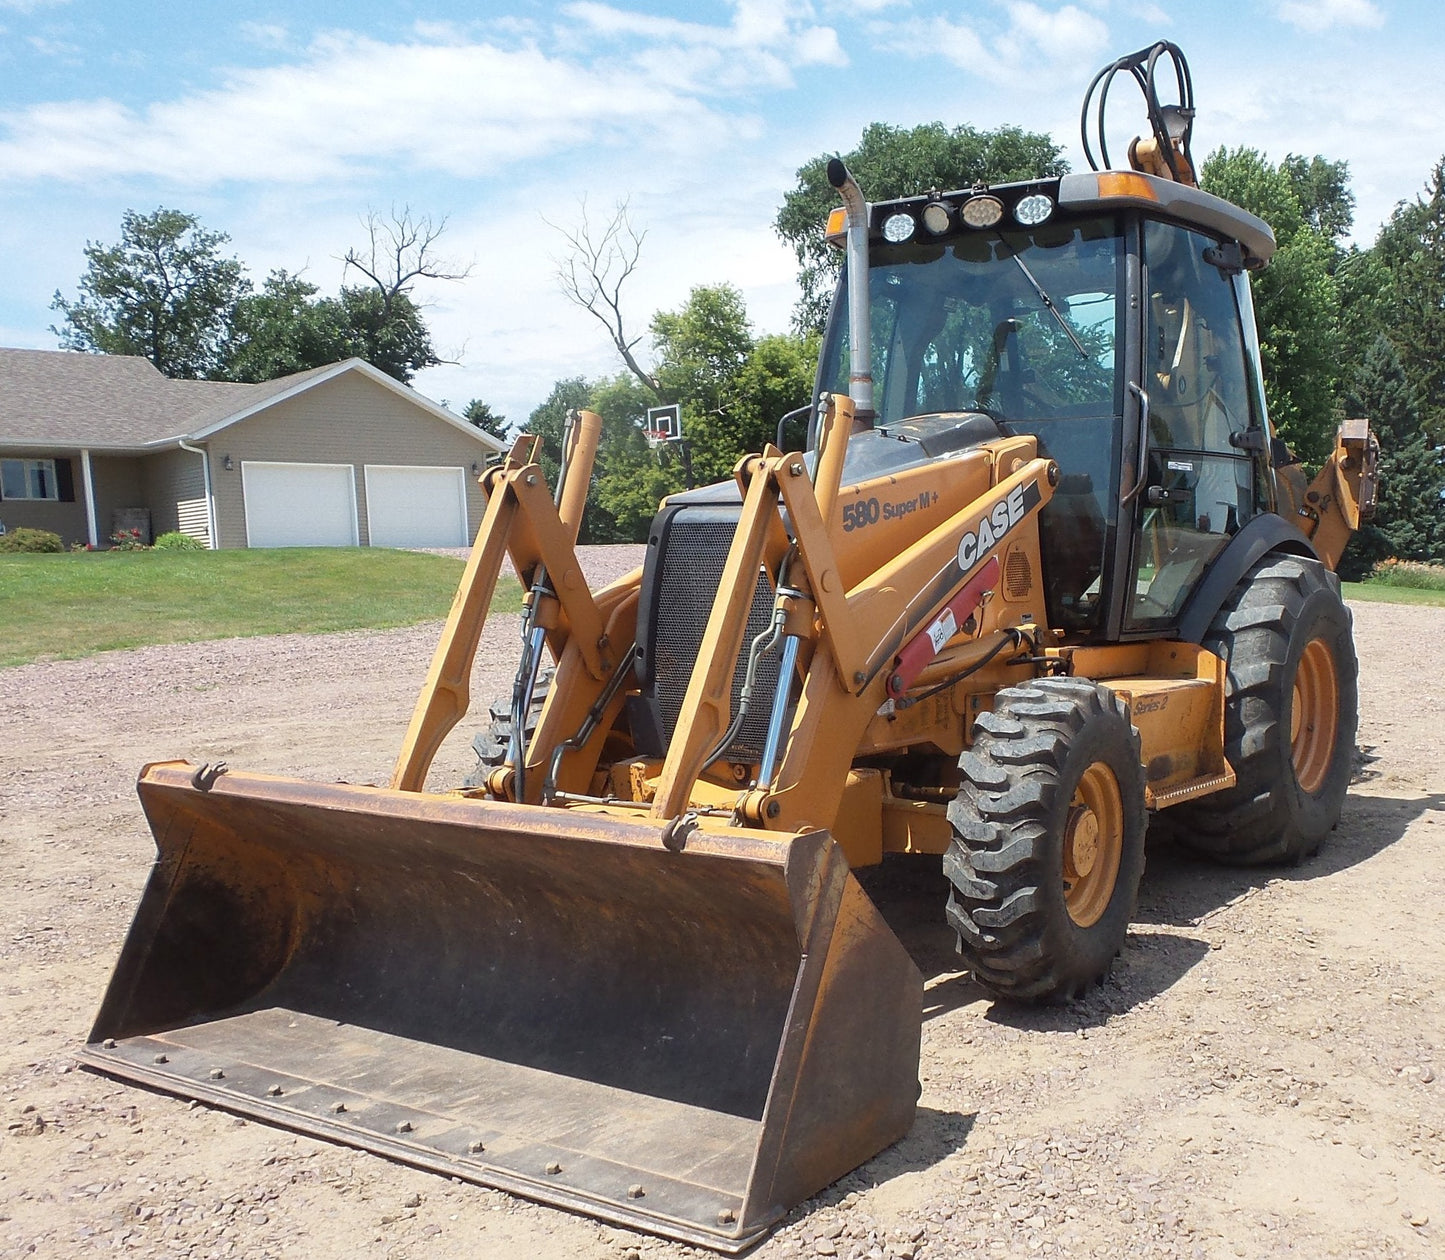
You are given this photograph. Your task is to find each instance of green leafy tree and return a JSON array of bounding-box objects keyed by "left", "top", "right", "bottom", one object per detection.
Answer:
[
  {"left": 776, "top": 122, "right": 1068, "bottom": 329},
  {"left": 222, "top": 270, "right": 346, "bottom": 382},
  {"left": 51, "top": 208, "right": 249, "bottom": 378},
  {"left": 324, "top": 286, "right": 437, "bottom": 383},
  {"left": 463, "top": 399, "right": 508, "bottom": 440},
  {"left": 223, "top": 280, "right": 439, "bottom": 383},
  {"left": 1338, "top": 335, "right": 1444, "bottom": 578},
  {"left": 588, "top": 374, "right": 681, "bottom": 541},
  {"left": 1373, "top": 161, "right": 1445, "bottom": 443},
  {"left": 650, "top": 285, "right": 820, "bottom": 486},
  {"left": 523, "top": 377, "right": 631, "bottom": 544},
  {"left": 1201, "top": 147, "right": 1343, "bottom": 463},
  {"left": 1281, "top": 154, "right": 1355, "bottom": 244},
  {"left": 1335, "top": 245, "right": 1397, "bottom": 384}
]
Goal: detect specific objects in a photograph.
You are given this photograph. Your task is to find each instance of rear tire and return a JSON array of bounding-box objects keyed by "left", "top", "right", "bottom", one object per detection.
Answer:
[
  {"left": 945, "top": 678, "right": 1147, "bottom": 1001},
  {"left": 463, "top": 667, "right": 552, "bottom": 789},
  {"left": 1172, "top": 554, "right": 1357, "bottom": 865}
]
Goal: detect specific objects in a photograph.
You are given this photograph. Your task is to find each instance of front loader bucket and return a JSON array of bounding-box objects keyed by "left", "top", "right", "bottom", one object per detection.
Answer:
[{"left": 83, "top": 763, "right": 922, "bottom": 1251}]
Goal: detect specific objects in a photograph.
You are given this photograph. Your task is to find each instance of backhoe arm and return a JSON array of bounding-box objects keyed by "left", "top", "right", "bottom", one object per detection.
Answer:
[{"left": 1278, "top": 417, "right": 1379, "bottom": 571}]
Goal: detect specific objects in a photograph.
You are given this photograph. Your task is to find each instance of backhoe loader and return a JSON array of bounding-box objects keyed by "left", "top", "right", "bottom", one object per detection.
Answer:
[{"left": 85, "top": 42, "right": 1376, "bottom": 1252}]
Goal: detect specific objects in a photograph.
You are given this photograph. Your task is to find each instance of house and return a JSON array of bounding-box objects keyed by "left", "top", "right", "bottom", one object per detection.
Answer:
[{"left": 0, "top": 348, "right": 506, "bottom": 549}]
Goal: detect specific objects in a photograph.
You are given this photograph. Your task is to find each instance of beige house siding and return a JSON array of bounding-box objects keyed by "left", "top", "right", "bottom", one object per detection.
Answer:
[
  {"left": 208, "top": 372, "right": 487, "bottom": 549},
  {"left": 0, "top": 451, "right": 86, "bottom": 545},
  {"left": 142, "top": 448, "right": 208, "bottom": 543}
]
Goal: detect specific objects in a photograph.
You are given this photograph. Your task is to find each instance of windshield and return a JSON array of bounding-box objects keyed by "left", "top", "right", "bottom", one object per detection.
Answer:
[
  {"left": 819, "top": 215, "right": 1127, "bottom": 638},
  {"left": 820, "top": 216, "right": 1124, "bottom": 426}
]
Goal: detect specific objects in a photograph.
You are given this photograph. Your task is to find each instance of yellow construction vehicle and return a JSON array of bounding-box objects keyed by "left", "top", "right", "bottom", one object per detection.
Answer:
[{"left": 84, "top": 42, "right": 1376, "bottom": 1253}]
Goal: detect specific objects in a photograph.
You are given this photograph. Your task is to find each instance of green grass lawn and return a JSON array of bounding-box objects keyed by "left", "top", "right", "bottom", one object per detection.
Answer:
[
  {"left": 1342, "top": 581, "right": 1445, "bottom": 608},
  {"left": 0, "top": 549, "right": 523, "bottom": 667}
]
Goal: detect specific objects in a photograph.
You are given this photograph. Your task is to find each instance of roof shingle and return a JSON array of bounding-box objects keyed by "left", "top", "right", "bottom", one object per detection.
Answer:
[{"left": 0, "top": 349, "right": 341, "bottom": 450}]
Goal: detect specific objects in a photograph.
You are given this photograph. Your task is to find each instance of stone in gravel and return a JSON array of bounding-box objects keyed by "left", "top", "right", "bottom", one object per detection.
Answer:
[
  {"left": 815, "top": 1240, "right": 838, "bottom": 1256},
  {"left": 402, "top": 1193, "right": 422, "bottom": 1209},
  {"left": 1405, "top": 1210, "right": 1429, "bottom": 1226}
]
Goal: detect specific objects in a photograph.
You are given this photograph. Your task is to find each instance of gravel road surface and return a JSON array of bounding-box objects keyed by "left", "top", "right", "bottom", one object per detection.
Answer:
[{"left": 1, "top": 560, "right": 1440, "bottom": 1260}]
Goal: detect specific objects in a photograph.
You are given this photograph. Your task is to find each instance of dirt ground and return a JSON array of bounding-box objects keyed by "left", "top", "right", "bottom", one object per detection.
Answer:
[{"left": 1, "top": 553, "right": 1441, "bottom": 1260}]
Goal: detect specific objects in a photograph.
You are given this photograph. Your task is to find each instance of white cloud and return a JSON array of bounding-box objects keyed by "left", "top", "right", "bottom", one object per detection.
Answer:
[
  {"left": 25, "top": 32, "right": 78, "bottom": 57},
  {"left": 0, "top": 32, "right": 718, "bottom": 185},
  {"left": 562, "top": 0, "right": 846, "bottom": 89},
  {"left": 880, "top": 2, "right": 1109, "bottom": 85},
  {"left": 1275, "top": 0, "right": 1384, "bottom": 33},
  {"left": 238, "top": 21, "right": 290, "bottom": 51},
  {"left": 0, "top": 5, "right": 845, "bottom": 188},
  {"left": 0, "top": 0, "right": 70, "bottom": 12}
]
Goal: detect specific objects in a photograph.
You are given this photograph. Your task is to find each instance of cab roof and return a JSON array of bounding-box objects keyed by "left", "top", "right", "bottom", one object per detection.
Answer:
[{"left": 855, "top": 171, "right": 1276, "bottom": 269}]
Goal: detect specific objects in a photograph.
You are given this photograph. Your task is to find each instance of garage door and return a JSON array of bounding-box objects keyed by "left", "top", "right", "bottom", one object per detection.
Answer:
[
  {"left": 242, "top": 462, "right": 358, "bottom": 548},
  {"left": 364, "top": 465, "right": 469, "bottom": 548}
]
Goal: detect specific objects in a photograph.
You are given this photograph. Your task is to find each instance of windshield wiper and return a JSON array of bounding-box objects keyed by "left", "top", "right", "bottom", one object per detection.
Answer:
[{"left": 1000, "top": 245, "right": 1091, "bottom": 362}]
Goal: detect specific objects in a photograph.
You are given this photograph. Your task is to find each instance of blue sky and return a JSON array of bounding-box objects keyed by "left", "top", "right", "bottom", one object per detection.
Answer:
[{"left": 2, "top": 1, "right": 1442, "bottom": 426}]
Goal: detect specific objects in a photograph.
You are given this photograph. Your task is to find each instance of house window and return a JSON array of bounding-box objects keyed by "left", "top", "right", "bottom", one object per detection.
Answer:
[{"left": 0, "top": 458, "right": 61, "bottom": 501}]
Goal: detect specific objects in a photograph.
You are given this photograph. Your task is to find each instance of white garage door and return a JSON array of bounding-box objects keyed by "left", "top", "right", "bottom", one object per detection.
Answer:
[
  {"left": 242, "top": 462, "right": 358, "bottom": 548},
  {"left": 364, "top": 465, "right": 469, "bottom": 548}
]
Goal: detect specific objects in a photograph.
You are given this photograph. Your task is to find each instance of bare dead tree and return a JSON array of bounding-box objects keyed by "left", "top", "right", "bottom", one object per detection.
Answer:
[
  {"left": 548, "top": 200, "right": 660, "bottom": 395},
  {"left": 341, "top": 207, "right": 473, "bottom": 321}
]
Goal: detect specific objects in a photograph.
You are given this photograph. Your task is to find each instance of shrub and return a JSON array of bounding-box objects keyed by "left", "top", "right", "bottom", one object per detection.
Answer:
[
  {"left": 109, "top": 527, "right": 148, "bottom": 551},
  {"left": 0, "top": 527, "right": 65, "bottom": 553},
  {"left": 1367, "top": 558, "right": 1445, "bottom": 591},
  {"left": 154, "top": 531, "right": 206, "bottom": 551}
]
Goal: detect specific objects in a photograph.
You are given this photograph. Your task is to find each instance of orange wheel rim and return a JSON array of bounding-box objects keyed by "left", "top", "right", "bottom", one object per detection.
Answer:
[
  {"left": 1063, "top": 762, "right": 1124, "bottom": 928},
  {"left": 1291, "top": 637, "right": 1339, "bottom": 795}
]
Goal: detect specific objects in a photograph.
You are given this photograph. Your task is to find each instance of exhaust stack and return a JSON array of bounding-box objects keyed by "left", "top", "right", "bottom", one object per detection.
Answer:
[{"left": 827, "top": 158, "right": 874, "bottom": 423}]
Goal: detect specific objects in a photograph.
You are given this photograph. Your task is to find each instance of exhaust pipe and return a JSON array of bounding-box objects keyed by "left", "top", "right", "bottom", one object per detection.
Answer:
[{"left": 827, "top": 159, "right": 874, "bottom": 423}]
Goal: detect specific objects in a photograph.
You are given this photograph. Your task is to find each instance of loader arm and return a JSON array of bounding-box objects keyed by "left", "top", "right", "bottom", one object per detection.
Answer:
[
  {"left": 646, "top": 393, "right": 1057, "bottom": 836},
  {"left": 393, "top": 412, "right": 608, "bottom": 792}
]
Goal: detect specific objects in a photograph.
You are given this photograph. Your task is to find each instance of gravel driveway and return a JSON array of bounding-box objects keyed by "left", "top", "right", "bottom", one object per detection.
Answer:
[{"left": 1, "top": 565, "right": 1440, "bottom": 1260}]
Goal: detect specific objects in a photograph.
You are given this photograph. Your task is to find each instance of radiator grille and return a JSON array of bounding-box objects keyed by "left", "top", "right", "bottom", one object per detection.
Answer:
[{"left": 647, "top": 516, "right": 779, "bottom": 764}]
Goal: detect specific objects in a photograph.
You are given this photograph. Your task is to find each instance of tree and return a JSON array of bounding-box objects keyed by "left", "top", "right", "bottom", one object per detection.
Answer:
[
  {"left": 652, "top": 284, "right": 752, "bottom": 409},
  {"left": 221, "top": 270, "right": 346, "bottom": 382},
  {"left": 326, "top": 286, "right": 436, "bottom": 382},
  {"left": 223, "top": 278, "right": 440, "bottom": 384},
  {"left": 551, "top": 200, "right": 659, "bottom": 395},
  {"left": 550, "top": 209, "right": 822, "bottom": 530},
  {"left": 1337, "top": 335, "right": 1444, "bottom": 578},
  {"left": 1374, "top": 161, "right": 1445, "bottom": 443},
  {"left": 588, "top": 374, "right": 681, "bottom": 541},
  {"left": 339, "top": 208, "right": 469, "bottom": 382},
  {"left": 51, "top": 208, "right": 248, "bottom": 378},
  {"left": 776, "top": 122, "right": 1069, "bottom": 329},
  {"left": 523, "top": 377, "right": 624, "bottom": 544},
  {"left": 463, "top": 399, "right": 508, "bottom": 441},
  {"left": 1281, "top": 154, "right": 1354, "bottom": 245},
  {"left": 1201, "top": 147, "right": 1343, "bottom": 464}
]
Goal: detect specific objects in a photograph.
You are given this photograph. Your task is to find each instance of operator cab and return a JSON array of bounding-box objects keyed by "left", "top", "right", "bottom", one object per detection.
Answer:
[{"left": 815, "top": 172, "right": 1277, "bottom": 642}]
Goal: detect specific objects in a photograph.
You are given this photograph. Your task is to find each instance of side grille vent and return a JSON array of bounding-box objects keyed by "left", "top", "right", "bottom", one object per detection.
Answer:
[{"left": 1004, "top": 546, "right": 1033, "bottom": 602}]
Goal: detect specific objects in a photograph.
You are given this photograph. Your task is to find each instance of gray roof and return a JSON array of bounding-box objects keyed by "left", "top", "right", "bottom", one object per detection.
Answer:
[{"left": 0, "top": 349, "right": 502, "bottom": 453}]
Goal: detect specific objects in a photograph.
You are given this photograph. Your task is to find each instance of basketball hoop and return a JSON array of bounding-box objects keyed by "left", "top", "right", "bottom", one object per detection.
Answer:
[{"left": 645, "top": 403, "right": 683, "bottom": 450}]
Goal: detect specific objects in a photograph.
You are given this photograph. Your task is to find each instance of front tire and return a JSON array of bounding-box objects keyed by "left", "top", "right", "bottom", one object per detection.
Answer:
[
  {"left": 463, "top": 667, "right": 552, "bottom": 789},
  {"left": 944, "top": 678, "right": 1147, "bottom": 1001},
  {"left": 1172, "top": 554, "right": 1357, "bottom": 865}
]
